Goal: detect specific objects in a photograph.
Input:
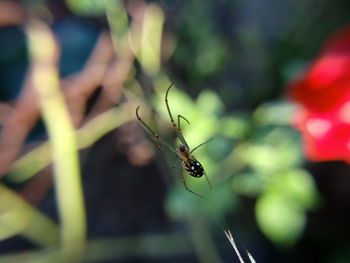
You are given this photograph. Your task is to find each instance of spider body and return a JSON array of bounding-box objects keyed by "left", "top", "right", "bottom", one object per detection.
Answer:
[
  {"left": 136, "top": 82, "right": 212, "bottom": 198},
  {"left": 176, "top": 146, "right": 204, "bottom": 178}
]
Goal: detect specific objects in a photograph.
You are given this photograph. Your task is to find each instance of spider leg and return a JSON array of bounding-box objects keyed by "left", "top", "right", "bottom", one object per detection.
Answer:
[
  {"left": 165, "top": 83, "right": 190, "bottom": 149},
  {"left": 136, "top": 106, "right": 159, "bottom": 138},
  {"left": 203, "top": 172, "right": 212, "bottom": 189},
  {"left": 177, "top": 114, "right": 190, "bottom": 132},
  {"left": 179, "top": 172, "right": 203, "bottom": 198},
  {"left": 190, "top": 138, "right": 214, "bottom": 154},
  {"left": 149, "top": 137, "right": 178, "bottom": 155},
  {"left": 136, "top": 106, "right": 177, "bottom": 155}
]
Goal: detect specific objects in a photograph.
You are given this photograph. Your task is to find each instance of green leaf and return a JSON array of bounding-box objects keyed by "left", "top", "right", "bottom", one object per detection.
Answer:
[
  {"left": 253, "top": 101, "right": 297, "bottom": 126},
  {"left": 205, "top": 135, "right": 234, "bottom": 161},
  {"left": 165, "top": 182, "right": 237, "bottom": 222},
  {"left": 219, "top": 115, "right": 250, "bottom": 139},
  {"left": 196, "top": 89, "right": 225, "bottom": 117},
  {"left": 281, "top": 169, "right": 319, "bottom": 209},
  {"left": 194, "top": 39, "right": 229, "bottom": 75},
  {"left": 237, "top": 127, "right": 302, "bottom": 172},
  {"left": 65, "top": 0, "right": 106, "bottom": 16},
  {"left": 256, "top": 192, "right": 305, "bottom": 246},
  {"left": 231, "top": 172, "right": 266, "bottom": 196},
  {"left": 255, "top": 168, "right": 319, "bottom": 246}
]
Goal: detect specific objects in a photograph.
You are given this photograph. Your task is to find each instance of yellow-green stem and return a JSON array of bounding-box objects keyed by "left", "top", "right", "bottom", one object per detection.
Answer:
[{"left": 27, "top": 20, "right": 86, "bottom": 261}]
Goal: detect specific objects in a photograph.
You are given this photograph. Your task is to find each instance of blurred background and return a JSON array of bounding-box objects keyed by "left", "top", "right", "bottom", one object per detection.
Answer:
[{"left": 1, "top": 0, "right": 350, "bottom": 262}]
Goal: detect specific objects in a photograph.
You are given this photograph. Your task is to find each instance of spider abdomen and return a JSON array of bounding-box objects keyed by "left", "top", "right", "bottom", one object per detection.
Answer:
[{"left": 184, "top": 159, "right": 204, "bottom": 178}]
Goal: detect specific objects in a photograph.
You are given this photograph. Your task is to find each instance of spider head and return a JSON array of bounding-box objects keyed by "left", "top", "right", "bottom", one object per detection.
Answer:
[
  {"left": 185, "top": 159, "right": 204, "bottom": 178},
  {"left": 177, "top": 145, "right": 188, "bottom": 153}
]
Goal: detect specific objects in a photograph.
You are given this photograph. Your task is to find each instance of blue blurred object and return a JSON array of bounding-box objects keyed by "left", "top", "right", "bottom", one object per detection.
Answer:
[
  {"left": 0, "top": 26, "right": 28, "bottom": 101},
  {"left": 52, "top": 17, "right": 100, "bottom": 77}
]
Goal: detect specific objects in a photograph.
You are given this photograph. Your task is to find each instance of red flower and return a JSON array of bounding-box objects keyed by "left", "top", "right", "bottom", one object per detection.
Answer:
[{"left": 288, "top": 25, "right": 350, "bottom": 162}]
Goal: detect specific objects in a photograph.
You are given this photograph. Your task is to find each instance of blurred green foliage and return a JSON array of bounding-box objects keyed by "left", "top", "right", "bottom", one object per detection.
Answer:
[
  {"left": 151, "top": 83, "right": 319, "bottom": 246},
  {"left": 3, "top": 0, "right": 345, "bottom": 260},
  {"left": 65, "top": 0, "right": 106, "bottom": 16}
]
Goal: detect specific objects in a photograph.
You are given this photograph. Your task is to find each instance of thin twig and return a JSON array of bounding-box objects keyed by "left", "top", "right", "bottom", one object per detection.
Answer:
[{"left": 223, "top": 228, "right": 245, "bottom": 263}]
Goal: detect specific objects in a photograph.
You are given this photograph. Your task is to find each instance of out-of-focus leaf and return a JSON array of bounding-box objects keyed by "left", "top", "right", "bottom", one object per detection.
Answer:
[
  {"left": 205, "top": 135, "right": 234, "bottom": 161},
  {"left": 65, "top": 0, "right": 106, "bottom": 16},
  {"left": 256, "top": 192, "right": 305, "bottom": 246},
  {"left": 220, "top": 115, "right": 250, "bottom": 139},
  {"left": 196, "top": 90, "right": 224, "bottom": 117},
  {"left": 236, "top": 143, "right": 280, "bottom": 172},
  {"left": 184, "top": 116, "right": 217, "bottom": 149},
  {"left": 165, "top": 182, "right": 237, "bottom": 223},
  {"left": 254, "top": 126, "right": 299, "bottom": 146},
  {"left": 256, "top": 168, "right": 319, "bottom": 246},
  {"left": 202, "top": 183, "right": 238, "bottom": 222},
  {"left": 195, "top": 39, "right": 229, "bottom": 75},
  {"left": 237, "top": 127, "right": 302, "bottom": 172},
  {"left": 231, "top": 172, "right": 266, "bottom": 196},
  {"left": 276, "top": 169, "right": 319, "bottom": 210},
  {"left": 165, "top": 186, "right": 207, "bottom": 220},
  {"left": 253, "top": 101, "right": 297, "bottom": 125}
]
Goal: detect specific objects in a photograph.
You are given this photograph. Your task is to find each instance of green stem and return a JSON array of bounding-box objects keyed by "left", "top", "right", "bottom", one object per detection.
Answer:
[{"left": 27, "top": 20, "right": 86, "bottom": 261}]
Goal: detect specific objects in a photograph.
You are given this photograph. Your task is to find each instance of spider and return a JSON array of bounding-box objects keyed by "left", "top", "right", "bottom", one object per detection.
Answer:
[{"left": 136, "top": 82, "right": 212, "bottom": 198}]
